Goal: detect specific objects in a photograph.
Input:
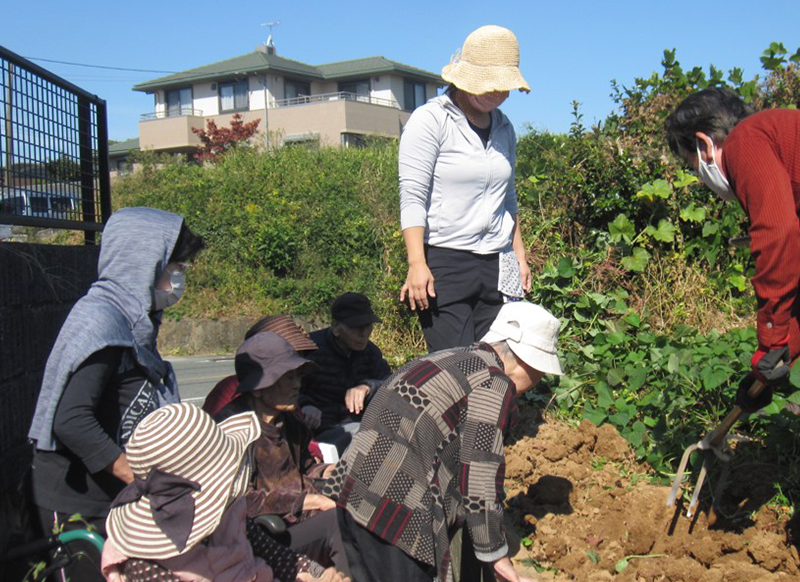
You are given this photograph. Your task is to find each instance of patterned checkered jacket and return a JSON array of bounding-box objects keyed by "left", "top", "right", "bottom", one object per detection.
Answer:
[{"left": 323, "top": 343, "right": 517, "bottom": 582}]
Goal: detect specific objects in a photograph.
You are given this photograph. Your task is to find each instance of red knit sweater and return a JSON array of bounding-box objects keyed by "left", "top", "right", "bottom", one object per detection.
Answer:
[{"left": 722, "top": 109, "right": 800, "bottom": 352}]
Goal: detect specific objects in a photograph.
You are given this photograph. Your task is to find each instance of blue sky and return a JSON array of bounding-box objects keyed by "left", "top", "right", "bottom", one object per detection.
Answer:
[{"left": 5, "top": 0, "right": 799, "bottom": 142}]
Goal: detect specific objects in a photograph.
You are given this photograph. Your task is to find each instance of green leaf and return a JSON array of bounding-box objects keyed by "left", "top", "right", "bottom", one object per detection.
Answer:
[
  {"left": 701, "top": 367, "right": 728, "bottom": 391},
  {"left": 557, "top": 257, "right": 575, "bottom": 278},
  {"left": 621, "top": 247, "right": 651, "bottom": 272},
  {"left": 609, "top": 214, "right": 636, "bottom": 244},
  {"left": 583, "top": 404, "right": 607, "bottom": 426},
  {"left": 615, "top": 558, "right": 629, "bottom": 573},
  {"left": 623, "top": 311, "right": 641, "bottom": 327},
  {"left": 728, "top": 274, "right": 747, "bottom": 292},
  {"left": 596, "top": 383, "right": 615, "bottom": 409},
  {"left": 607, "top": 332, "right": 628, "bottom": 345},
  {"left": 628, "top": 367, "right": 648, "bottom": 391},
  {"left": 650, "top": 219, "right": 676, "bottom": 243},
  {"left": 790, "top": 361, "right": 800, "bottom": 389},
  {"left": 702, "top": 221, "right": 719, "bottom": 237},
  {"left": 607, "top": 368, "right": 625, "bottom": 387},
  {"left": 673, "top": 169, "right": 698, "bottom": 189},
  {"left": 636, "top": 179, "right": 671, "bottom": 201},
  {"left": 680, "top": 203, "right": 706, "bottom": 223},
  {"left": 586, "top": 550, "right": 600, "bottom": 565},
  {"left": 667, "top": 353, "right": 680, "bottom": 374},
  {"left": 609, "top": 411, "right": 630, "bottom": 427}
]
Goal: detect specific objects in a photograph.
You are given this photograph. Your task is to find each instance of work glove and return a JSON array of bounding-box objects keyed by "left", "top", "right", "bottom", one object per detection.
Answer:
[
  {"left": 751, "top": 341, "right": 790, "bottom": 385},
  {"left": 735, "top": 372, "right": 773, "bottom": 413}
]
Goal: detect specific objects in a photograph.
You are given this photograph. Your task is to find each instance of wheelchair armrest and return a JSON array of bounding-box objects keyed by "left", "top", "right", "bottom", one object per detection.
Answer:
[{"left": 254, "top": 514, "right": 288, "bottom": 537}]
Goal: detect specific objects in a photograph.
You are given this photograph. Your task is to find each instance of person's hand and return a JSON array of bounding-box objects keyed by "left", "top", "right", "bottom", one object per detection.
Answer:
[
  {"left": 736, "top": 372, "right": 774, "bottom": 413},
  {"left": 322, "top": 464, "right": 336, "bottom": 478},
  {"left": 400, "top": 262, "right": 435, "bottom": 311},
  {"left": 303, "top": 493, "right": 336, "bottom": 512},
  {"left": 751, "top": 341, "right": 790, "bottom": 384},
  {"left": 301, "top": 405, "right": 322, "bottom": 430},
  {"left": 517, "top": 256, "right": 532, "bottom": 293},
  {"left": 493, "top": 556, "right": 538, "bottom": 582},
  {"left": 345, "top": 384, "right": 370, "bottom": 414},
  {"left": 106, "top": 452, "right": 134, "bottom": 485},
  {"left": 297, "top": 566, "right": 350, "bottom": 582}
]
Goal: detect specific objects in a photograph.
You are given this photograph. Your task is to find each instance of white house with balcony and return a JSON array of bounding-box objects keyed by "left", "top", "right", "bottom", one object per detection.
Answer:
[{"left": 133, "top": 43, "right": 443, "bottom": 151}]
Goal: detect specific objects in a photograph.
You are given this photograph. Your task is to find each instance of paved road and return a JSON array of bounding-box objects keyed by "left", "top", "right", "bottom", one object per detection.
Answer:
[{"left": 166, "top": 355, "right": 235, "bottom": 406}]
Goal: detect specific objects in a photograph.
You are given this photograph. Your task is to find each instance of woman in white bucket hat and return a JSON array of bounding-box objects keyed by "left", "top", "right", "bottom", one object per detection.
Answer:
[{"left": 399, "top": 25, "right": 531, "bottom": 353}]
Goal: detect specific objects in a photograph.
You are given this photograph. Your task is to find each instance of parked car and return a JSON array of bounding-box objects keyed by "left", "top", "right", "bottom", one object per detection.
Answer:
[{"left": 0, "top": 186, "right": 80, "bottom": 220}]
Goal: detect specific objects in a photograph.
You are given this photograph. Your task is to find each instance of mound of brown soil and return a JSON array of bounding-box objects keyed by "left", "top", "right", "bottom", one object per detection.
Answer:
[{"left": 503, "top": 408, "right": 800, "bottom": 581}]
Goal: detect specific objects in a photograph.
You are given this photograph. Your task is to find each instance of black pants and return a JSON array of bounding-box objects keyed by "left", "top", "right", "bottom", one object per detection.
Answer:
[
  {"left": 288, "top": 508, "right": 351, "bottom": 578},
  {"left": 419, "top": 246, "right": 504, "bottom": 352},
  {"left": 36, "top": 506, "right": 106, "bottom": 582},
  {"left": 337, "top": 507, "right": 435, "bottom": 582}
]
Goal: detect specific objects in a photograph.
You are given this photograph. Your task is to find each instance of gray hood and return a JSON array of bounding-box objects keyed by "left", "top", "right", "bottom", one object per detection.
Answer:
[{"left": 29, "top": 207, "right": 184, "bottom": 451}]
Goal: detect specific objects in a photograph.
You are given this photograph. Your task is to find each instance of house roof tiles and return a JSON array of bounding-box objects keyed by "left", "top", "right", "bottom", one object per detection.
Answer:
[{"left": 134, "top": 50, "right": 442, "bottom": 92}]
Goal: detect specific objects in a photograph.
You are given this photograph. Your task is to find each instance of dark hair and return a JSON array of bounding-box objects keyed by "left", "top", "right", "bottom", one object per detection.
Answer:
[
  {"left": 665, "top": 87, "right": 754, "bottom": 160},
  {"left": 169, "top": 222, "right": 206, "bottom": 264}
]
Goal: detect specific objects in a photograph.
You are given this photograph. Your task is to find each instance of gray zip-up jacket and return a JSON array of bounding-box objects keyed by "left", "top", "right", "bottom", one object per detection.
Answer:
[
  {"left": 29, "top": 207, "right": 183, "bottom": 451},
  {"left": 399, "top": 93, "right": 518, "bottom": 254}
]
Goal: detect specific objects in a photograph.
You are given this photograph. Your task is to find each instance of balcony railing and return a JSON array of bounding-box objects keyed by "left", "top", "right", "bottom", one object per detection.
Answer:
[
  {"left": 140, "top": 108, "right": 203, "bottom": 121},
  {"left": 272, "top": 91, "right": 399, "bottom": 109}
]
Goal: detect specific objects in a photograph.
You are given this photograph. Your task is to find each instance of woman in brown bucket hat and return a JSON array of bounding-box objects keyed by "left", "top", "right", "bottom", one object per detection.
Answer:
[{"left": 399, "top": 25, "right": 532, "bottom": 353}]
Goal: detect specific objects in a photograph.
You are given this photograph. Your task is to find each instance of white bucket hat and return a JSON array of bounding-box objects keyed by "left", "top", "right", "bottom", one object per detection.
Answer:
[
  {"left": 481, "top": 301, "right": 563, "bottom": 375},
  {"left": 106, "top": 403, "right": 260, "bottom": 559},
  {"left": 441, "top": 25, "right": 530, "bottom": 95}
]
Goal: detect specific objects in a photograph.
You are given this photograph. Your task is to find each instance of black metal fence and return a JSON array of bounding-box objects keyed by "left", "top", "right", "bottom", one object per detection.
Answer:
[{"left": 0, "top": 45, "right": 111, "bottom": 243}]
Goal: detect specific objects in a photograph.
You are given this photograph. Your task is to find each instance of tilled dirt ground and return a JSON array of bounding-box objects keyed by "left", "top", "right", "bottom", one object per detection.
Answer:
[{"left": 503, "top": 407, "right": 800, "bottom": 581}]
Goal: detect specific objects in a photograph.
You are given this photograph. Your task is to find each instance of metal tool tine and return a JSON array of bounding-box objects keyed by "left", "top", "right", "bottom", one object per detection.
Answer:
[
  {"left": 667, "top": 441, "right": 699, "bottom": 507},
  {"left": 686, "top": 454, "right": 710, "bottom": 518}
]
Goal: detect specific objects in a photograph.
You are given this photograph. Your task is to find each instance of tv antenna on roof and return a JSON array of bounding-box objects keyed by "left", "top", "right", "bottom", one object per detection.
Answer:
[{"left": 261, "top": 21, "right": 281, "bottom": 48}]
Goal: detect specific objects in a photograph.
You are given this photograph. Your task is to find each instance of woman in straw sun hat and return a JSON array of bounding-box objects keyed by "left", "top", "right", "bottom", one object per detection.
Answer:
[
  {"left": 101, "top": 403, "right": 347, "bottom": 582},
  {"left": 399, "top": 25, "right": 531, "bottom": 353}
]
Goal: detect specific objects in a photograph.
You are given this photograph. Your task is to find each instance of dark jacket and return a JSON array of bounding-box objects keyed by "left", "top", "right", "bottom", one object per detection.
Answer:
[
  {"left": 299, "top": 328, "right": 391, "bottom": 431},
  {"left": 216, "top": 399, "right": 328, "bottom": 523}
]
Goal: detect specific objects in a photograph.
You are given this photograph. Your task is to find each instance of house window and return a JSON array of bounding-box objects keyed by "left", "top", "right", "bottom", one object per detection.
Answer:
[
  {"left": 166, "top": 87, "right": 193, "bottom": 117},
  {"left": 404, "top": 80, "right": 426, "bottom": 111},
  {"left": 341, "top": 133, "right": 367, "bottom": 148},
  {"left": 219, "top": 80, "right": 249, "bottom": 112},
  {"left": 338, "top": 79, "right": 370, "bottom": 102},
  {"left": 285, "top": 79, "right": 311, "bottom": 101}
]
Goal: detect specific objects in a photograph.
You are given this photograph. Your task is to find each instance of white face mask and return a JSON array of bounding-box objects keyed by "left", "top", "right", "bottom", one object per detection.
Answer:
[
  {"left": 153, "top": 269, "right": 185, "bottom": 311},
  {"left": 697, "top": 138, "right": 735, "bottom": 201}
]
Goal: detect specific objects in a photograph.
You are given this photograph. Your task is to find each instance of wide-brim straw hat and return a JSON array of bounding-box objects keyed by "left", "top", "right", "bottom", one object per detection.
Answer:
[
  {"left": 442, "top": 25, "right": 530, "bottom": 95},
  {"left": 106, "top": 403, "right": 260, "bottom": 559},
  {"left": 481, "top": 301, "right": 563, "bottom": 375}
]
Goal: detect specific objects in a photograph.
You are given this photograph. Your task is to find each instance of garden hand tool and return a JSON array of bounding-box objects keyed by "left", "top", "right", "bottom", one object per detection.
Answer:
[{"left": 666, "top": 374, "right": 770, "bottom": 518}]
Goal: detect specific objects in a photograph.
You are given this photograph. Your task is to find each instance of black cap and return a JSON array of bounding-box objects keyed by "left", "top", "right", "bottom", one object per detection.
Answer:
[{"left": 331, "top": 292, "right": 382, "bottom": 327}]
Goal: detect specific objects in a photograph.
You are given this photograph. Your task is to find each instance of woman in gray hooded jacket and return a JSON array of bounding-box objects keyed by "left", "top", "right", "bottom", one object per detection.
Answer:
[{"left": 28, "top": 207, "right": 204, "bottom": 580}]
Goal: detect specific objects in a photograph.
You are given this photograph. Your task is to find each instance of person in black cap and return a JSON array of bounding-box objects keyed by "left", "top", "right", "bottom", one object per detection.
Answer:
[{"left": 299, "top": 293, "right": 392, "bottom": 454}]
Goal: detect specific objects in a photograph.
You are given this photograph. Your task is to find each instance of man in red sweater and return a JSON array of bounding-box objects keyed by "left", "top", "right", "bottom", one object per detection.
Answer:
[{"left": 666, "top": 87, "right": 800, "bottom": 410}]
